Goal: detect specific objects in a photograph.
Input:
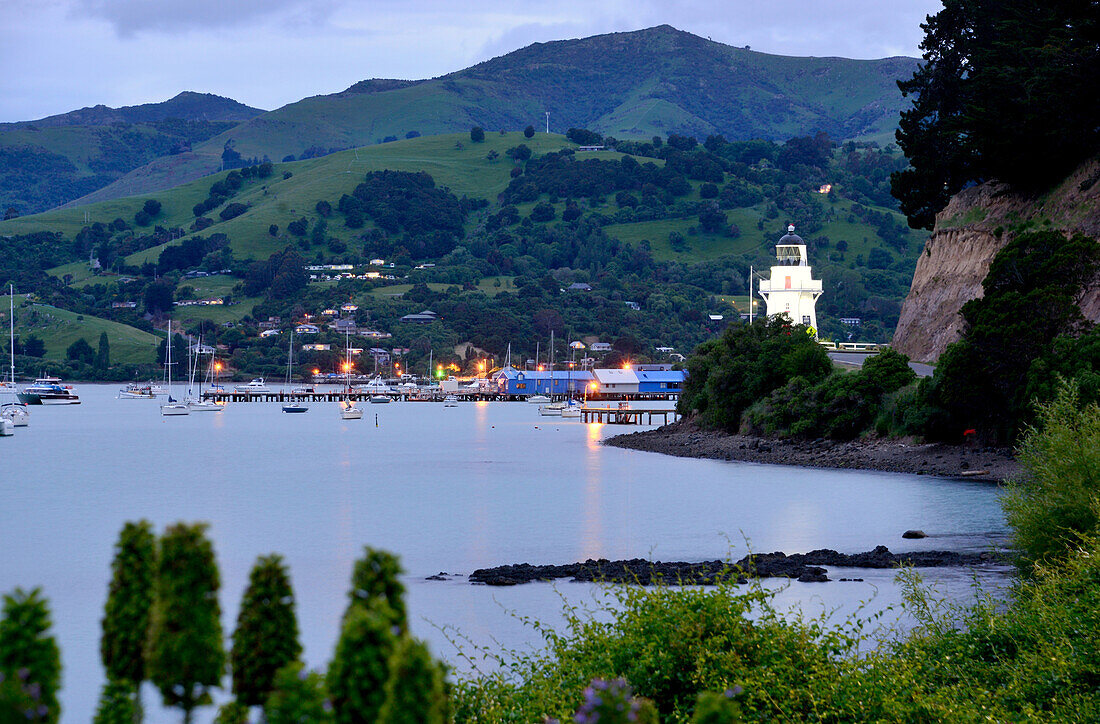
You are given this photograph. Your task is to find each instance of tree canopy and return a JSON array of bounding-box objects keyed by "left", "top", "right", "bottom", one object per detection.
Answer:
[{"left": 893, "top": 1, "right": 1100, "bottom": 228}]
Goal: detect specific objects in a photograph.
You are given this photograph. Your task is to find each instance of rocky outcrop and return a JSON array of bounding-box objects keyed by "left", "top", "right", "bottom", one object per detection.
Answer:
[
  {"left": 467, "top": 546, "right": 1004, "bottom": 586},
  {"left": 892, "top": 158, "right": 1100, "bottom": 363}
]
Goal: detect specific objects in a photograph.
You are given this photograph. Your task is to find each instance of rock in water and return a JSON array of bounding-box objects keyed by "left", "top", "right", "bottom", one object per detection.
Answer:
[{"left": 902, "top": 530, "right": 928, "bottom": 539}]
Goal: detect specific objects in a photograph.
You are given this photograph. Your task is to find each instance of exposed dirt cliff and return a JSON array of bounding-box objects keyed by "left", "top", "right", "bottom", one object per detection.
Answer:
[{"left": 892, "top": 158, "right": 1100, "bottom": 362}]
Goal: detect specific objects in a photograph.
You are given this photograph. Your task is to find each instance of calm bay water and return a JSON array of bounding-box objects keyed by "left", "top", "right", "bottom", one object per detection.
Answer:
[{"left": 1, "top": 384, "right": 1008, "bottom": 722}]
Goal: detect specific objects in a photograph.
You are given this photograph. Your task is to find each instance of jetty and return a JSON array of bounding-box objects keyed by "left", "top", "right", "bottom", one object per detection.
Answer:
[{"left": 580, "top": 406, "right": 680, "bottom": 425}]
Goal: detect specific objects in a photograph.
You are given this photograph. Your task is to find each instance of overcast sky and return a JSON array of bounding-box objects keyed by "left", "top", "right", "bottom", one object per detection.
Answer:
[{"left": 1, "top": 0, "right": 942, "bottom": 123}]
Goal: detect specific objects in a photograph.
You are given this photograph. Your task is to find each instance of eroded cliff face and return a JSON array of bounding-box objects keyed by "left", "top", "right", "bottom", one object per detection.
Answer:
[{"left": 892, "top": 159, "right": 1100, "bottom": 363}]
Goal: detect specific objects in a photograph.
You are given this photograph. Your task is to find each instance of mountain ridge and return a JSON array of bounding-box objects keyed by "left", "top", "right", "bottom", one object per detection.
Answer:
[{"left": 4, "top": 91, "right": 264, "bottom": 128}]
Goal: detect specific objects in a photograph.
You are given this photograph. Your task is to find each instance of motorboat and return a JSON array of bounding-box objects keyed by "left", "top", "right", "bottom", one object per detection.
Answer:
[
  {"left": 0, "top": 418, "right": 13, "bottom": 436},
  {"left": 118, "top": 382, "right": 157, "bottom": 399},
  {"left": 0, "top": 402, "right": 28, "bottom": 427},
  {"left": 20, "top": 378, "right": 80, "bottom": 405},
  {"left": 369, "top": 395, "right": 392, "bottom": 404},
  {"left": 355, "top": 375, "right": 392, "bottom": 395},
  {"left": 340, "top": 400, "right": 363, "bottom": 419},
  {"left": 443, "top": 395, "right": 459, "bottom": 407},
  {"left": 282, "top": 403, "right": 309, "bottom": 413},
  {"left": 539, "top": 402, "right": 565, "bottom": 416},
  {"left": 234, "top": 378, "right": 270, "bottom": 394},
  {"left": 527, "top": 395, "right": 551, "bottom": 404}
]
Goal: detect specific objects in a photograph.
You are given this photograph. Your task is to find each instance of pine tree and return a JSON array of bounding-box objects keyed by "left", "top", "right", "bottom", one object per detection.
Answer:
[
  {"left": 0, "top": 587, "right": 62, "bottom": 723},
  {"left": 328, "top": 600, "right": 397, "bottom": 724},
  {"left": 95, "top": 332, "right": 110, "bottom": 370},
  {"left": 345, "top": 547, "right": 407, "bottom": 630},
  {"left": 146, "top": 523, "right": 225, "bottom": 724},
  {"left": 376, "top": 636, "right": 449, "bottom": 724},
  {"left": 100, "top": 521, "right": 156, "bottom": 687},
  {"left": 231, "top": 554, "right": 302, "bottom": 707}
]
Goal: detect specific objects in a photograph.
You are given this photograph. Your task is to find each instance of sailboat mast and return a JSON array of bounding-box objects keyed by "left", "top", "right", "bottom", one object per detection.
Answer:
[{"left": 9, "top": 284, "right": 14, "bottom": 386}]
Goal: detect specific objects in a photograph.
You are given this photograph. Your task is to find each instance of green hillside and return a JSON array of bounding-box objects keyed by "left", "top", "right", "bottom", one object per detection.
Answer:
[
  {"left": 0, "top": 125, "right": 923, "bottom": 383},
  {"left": 52, "top": 25, "right": 917, "bottom": 207},
  {"left": 2, "top": 295, "right": 160, "bottom": 365},
  {"left": 0, "top": 93, "right": 263, "bottom": 215}
]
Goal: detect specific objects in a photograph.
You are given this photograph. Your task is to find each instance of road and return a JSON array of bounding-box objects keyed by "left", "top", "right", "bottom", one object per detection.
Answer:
[{"left": 827, "top": 351, "right": 934, "bottom": 378}]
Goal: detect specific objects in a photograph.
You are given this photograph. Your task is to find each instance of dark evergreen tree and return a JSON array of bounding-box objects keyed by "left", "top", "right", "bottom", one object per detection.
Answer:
[
  {"left": 469, "top": 126, "right": 485, "bottom": 143},
  {"left": 376, "top": 636, "right": 449, "bottom": 724},
  {"left": 230, "top": 554, "right": 301, "bottom": 707},
  {"left": 146, "top": 523, "right": 225, "bottom": 724},
  {"left": 95, "top": 332, "right": 110, "bottom": 370},
  {"left": 100, "top": 521, "right": 156, "bottom": 692},
  {"left": 524, "top": 125, "right": 535, "bottom": 139},
  {"left": 329, "top": 601, "right": 397, "bottom": 724},
  {"left": 0, "top": 587, "right": 61, "bottom": 723},
  {"left": 65, "top": 337, "right": 94, "bottom": 364},
  {"left": 345, "top": 547, "right": 407, "bottom": 630}
]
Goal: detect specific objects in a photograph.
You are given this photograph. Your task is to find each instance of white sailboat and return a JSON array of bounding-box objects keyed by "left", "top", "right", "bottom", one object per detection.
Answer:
[
  {"left": 2, "top": 285, "right": 29, "bottom": 427},
  {"left": 340, "top": 330, "right": 362, "bottom": 419},
  {"left": 282, "top": 330, "right": 308, "bottom": 413},
  {"left": 187, "top": 335, "right": 222, "bottom": 411},
  {"left": 160, "top": 321, "right": 190, "bottom": 416}
]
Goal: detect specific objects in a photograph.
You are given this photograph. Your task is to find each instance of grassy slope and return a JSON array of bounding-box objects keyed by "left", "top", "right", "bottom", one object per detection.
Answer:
[
  {"left": 2, "top": 295, "right": 160, "bottom": 364},
  {"left": 52, "top": 26, "right": 916, "bottom": 206}
]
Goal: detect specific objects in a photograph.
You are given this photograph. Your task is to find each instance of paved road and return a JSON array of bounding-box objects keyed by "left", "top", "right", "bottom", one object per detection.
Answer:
[{"left": 827, "top": 351, "right": 934, "bottom": 378}]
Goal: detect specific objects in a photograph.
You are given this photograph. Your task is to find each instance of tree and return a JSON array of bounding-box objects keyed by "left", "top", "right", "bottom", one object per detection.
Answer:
[
  {"left": 505, "top": 144, "right": 532, "bottom": 163},
  {"left": 376, "top": 637, "right": 449, "bottom": 724},
  {"left": 265, "top": 662, "right": 332, "bottom": 724},
  {"left": 329, "top": 601, "right": 398, "bottom": 724},
  {"left": 0, "top": 587, "right": 61, "bottom": 723},
  {"left": 524, "top": 125, "right": 535, "bottom": 139},
  {"left": 144, "top": 279, "right": 176, "bottom": 314},
  {"left": 20, "top": 335, "right": 45, "bottom": 358},
  {"left": 345, "top": 547, "right": 407, "bottom": 629},
  {"left": 66, "top": 337, "right": 95, "bottom": 365},
  {"left": 95, "top": 332, "right": 110, "bottom": 370},
  {"left": 92, "top": 680, "right": 137, "bottom": 724},
  {"left": 469, "top": 126, "right": 485, "bottom": 143},
  {"left": 143, "top": 199, "right": 162, "bottom": 217},
  {"left": 231, "top": 554, "right": 302, "bottom": 707},
  {"left": 100, "top": 521, "right": 156, "bottom": 693},
  {"left": 146, "top": 523, "right": 225, "bottom": 724}
]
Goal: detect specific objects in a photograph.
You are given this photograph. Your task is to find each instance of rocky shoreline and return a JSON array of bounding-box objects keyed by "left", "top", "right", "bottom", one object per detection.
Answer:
[
  {"left": 467, "top": 546, "right": 1007, "bottom": 586},
  {"left": 604, "top": 420, "right": 1022, "bottom": 483}
]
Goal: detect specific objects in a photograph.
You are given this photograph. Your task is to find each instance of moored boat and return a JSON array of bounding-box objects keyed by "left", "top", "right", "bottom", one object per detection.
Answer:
[
  {"left": 20, "top": 378, "right": 80, "bottom": 405},
  {"left": 0, "top": 418, "right": 13, "bottom": 436},
  {"left": 0, "top": 402, "right": 28, "bottom": 426},
  {"left": 234, "top": 378, "right": 270, "bottom": 394},
  {"left": 118, "top": 382, "right": 157, "bottom": 399}
]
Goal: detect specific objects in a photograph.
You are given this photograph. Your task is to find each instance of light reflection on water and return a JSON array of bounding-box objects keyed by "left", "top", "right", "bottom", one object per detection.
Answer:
[{"left": 0, "top": 385, "right": 1009, "bottom": 722}]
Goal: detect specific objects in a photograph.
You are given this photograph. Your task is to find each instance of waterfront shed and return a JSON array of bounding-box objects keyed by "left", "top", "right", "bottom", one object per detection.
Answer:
[{"left": 592, "top": 368, "right": 640, "bottom": 395}]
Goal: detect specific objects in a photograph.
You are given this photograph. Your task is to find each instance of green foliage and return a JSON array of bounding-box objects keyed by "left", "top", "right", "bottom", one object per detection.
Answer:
[
  {"left": 212, "top": 700, "right": 250, "bottom": 724},
  {"left": 231, "top": 553, "right": 302, "bottom": 706},
  {"left": 345, "top": 547, "right": 407, "bottom": 629},
  {"left": 678, "top": 317, "right": 832, "bottom": 431},
  {"left": 470, "top": 127, "right": 485, "bottom": 143},
  {"left": 100, "top": 520, "right": 156, "bottom": 686},
  {"left": 894, "top": 1, "right": 1100, "bottom": 228},
  {"left": 329, "top": 600, "right": 398, "bottom": 724},
  {"left": 265, "top": 662, "right": 333, "bottom": 724},
  {"left": 92, "top": 680, "right": 137, "bottom": 724},
  {"left": 0, "top": 587, "right": 61, "bottom": 723},
  {"left": 146, "top": 522, "right": 225, "bottom": 723},
  {"left": 377, "top": 636, "right": 449, "bottom": 724},
  {"left": 65, "top": 336, "right": 94, "bottom": 364},
  {"left": 921, "top": 230, "right": 1100, "bottom": 441},
  {"left": 691, "top": 690, "right": 743, "bottom": 723},
  {"left": 95, "top": 331, "right": 110, "bottom": 370},
  {"left": 1004, "top": 382, "right": 1100, "bottom": 570}
]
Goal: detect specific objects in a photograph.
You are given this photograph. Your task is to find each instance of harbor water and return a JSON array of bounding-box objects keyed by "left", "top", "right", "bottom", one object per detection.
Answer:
[{"left": 1, "top": 384, "right": 1009, "bottom": 722}]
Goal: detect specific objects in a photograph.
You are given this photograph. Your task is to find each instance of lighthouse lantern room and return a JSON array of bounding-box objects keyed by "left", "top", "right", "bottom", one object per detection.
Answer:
[{"left": 756, "top": 224, "right": 823, "bottom": 335}]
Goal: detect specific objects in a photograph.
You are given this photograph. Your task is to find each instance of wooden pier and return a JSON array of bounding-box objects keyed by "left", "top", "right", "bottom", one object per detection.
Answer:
[{"left": 580, "top": 406, "right": 680, "bottom": 425}]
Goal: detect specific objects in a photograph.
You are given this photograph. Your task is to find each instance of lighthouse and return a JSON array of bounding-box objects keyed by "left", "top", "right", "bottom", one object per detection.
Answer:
[{"left": 757, "top": 225, "right": 823, "bottom": 335}]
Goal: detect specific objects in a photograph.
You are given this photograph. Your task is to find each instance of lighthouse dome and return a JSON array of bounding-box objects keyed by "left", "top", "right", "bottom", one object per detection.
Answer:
[{"left": 778, "top": 223, "right": 804, "bottom": 245}]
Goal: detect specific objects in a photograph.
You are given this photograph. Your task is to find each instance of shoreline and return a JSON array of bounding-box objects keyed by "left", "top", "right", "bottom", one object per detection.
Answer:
[{"left": 604, "top": 419, "right": 1022, "bottom": 483}]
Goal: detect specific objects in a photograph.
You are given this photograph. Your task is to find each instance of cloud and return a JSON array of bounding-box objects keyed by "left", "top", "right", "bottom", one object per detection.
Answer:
[{"left": 69, "top": 0, "right": 338, "bottom": 36}]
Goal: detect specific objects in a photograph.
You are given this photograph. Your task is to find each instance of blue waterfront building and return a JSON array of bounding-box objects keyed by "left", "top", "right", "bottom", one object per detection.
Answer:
[
  {"left": 493, "top": 367, "right": 594, "bottom": 396},
  {"left": 635, "top": 369, "right": 686, "bottom": 394}
]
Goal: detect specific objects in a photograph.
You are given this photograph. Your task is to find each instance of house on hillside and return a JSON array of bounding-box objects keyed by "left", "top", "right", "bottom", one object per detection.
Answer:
[{"left": 400, "top": 310, "right": 438, "bottom": 324}]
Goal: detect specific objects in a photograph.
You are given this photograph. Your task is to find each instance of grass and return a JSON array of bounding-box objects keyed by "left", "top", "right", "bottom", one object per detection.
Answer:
[
  {"left": 369, "top": 276, "right": 517, "bottom": 298},
  {"left": 2, "top": 296, "right": 161, "bottom": 365}
]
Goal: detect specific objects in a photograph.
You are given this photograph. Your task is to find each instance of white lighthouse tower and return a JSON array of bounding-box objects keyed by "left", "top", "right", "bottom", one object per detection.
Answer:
[{"left": 757, "top": 224, "right": 823, "bottom": 335}]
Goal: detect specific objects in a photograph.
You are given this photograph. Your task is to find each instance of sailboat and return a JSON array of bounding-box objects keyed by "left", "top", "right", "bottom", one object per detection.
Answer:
[
  {"left": 160, "top": 321, "right": 190, "bottom": 416},
  {"left": 1, "top": 284, "right": 28, "bottom": 428},
  {"left": 340, "top": 330, "right": 362, "bottom": 419},
  {"left": 281, "top": 329, "right": 309, "bottom": 413},
  {"left": 539, "top": 330, "right": 567, "bottom": 415},
  {"left": 187, "top": 335, "right": 223, "bottom": 412}
]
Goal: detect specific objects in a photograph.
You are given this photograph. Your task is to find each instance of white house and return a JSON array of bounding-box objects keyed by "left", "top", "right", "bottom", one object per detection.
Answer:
[
  {"left": 295, "top": 323, "right": 320, "bottom": 334},
  {"left": 756, "top": 224, "right": 823, "bottom": 334},
  {"left": 592, "top": 368, "right": 639, "bottom": 394}
]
